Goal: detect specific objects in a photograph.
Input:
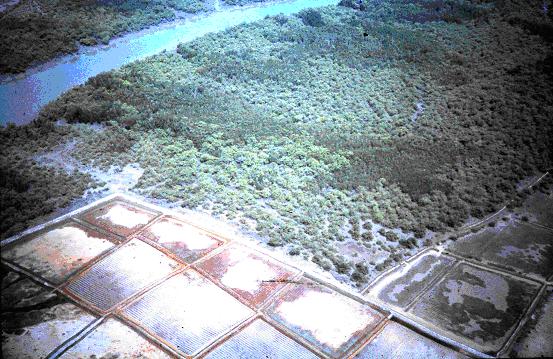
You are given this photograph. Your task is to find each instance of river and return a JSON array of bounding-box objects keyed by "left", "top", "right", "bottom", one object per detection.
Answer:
[{"left": 0, "top": 0, "right": 338, "bottom": 126}]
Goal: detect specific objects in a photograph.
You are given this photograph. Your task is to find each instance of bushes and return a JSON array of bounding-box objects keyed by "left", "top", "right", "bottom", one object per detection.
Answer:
[
  {"left": 0, "top": 14, "right": 79, "bottom": 73},
  {"left": 338, "top": 0, "right": 492, "bottom": 24},
  {"left": 168, "top": 0, "right": 209, "bottom": 13},
  {"left": 351, "top": 262, "right": 369, "bottom": 284},
  {"left": 338, "top": 0, "right": 367, "bottom": 11},
  {"left": 0, "top": 0, "right": 212, "bottom": 74},
  {"left": 378, "top": 228, "right": 400, "bottom": 242},
  {"left": 399, "top": 237, "right": 418, "bottom": 249},
  {"left": 0, "top": 123, "right": 95, "bottom": 239},
  {"left": 298, "top": 8, "right": 324, "bottom": 27},
  {"left": 177, "top": 44, "right": 198, "bottom": 59}
]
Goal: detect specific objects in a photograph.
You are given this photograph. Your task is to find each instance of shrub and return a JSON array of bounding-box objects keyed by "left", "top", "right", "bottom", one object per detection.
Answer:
[
  {"left": 399, "top": 237, "right": 418, "bottom": 249},
  {"left": 177, "top": 44, "right": 198, "bottom": 59},
  {"left": 298, "top": 9, "right": 324, "bottom": 27}
]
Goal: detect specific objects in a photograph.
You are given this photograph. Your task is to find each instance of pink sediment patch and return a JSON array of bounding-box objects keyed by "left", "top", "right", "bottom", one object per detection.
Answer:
[
  {"left": 196, "top": 244, "right": 298, "bottom": 307},
  {"left": 149, "top": 220, "right": 218, "bottom": 250}
]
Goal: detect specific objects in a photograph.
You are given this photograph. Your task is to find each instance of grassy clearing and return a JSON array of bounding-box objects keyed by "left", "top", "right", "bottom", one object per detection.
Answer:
[{"left": 1, "top": 0, "right": 552, "bottom": 285}]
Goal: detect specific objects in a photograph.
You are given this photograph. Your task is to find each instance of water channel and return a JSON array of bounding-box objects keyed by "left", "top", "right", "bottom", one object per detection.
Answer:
[{"left": 0, "top": 0, "right": 338, "bottom": 126}]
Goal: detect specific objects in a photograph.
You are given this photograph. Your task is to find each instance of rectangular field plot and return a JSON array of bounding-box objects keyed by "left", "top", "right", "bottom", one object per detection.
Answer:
[
  {"left": 138, "top": 216, "right": 224, "bottom": 263},
  {"left": 478, "top": 222, "right": 553, "bottom": 280},
  {"left": 266, "top": 278, "right": 384, "bottom": 358},
  {"left": 409, "top": 263, "right": 541, "bottom": 355},
  {"left": 204, "top": 318, "right": 319, "bottom": 359},
  {"left": 446, "top": 225, "right": 505, "bottom": 260},
  {"left": 65, "top": 239, "right": 179, "bottom": 312},
  {"left": 196, "top": 244, "right": 299, "bottom": 308},
  {"left": 121, "top": 269, "right": 254, "bottom": 356},
  {"left": 355, "top": 321, "right": 468, "bottom": 359},
  {"left": 60, "top": 318, "right": 172, "bottom": 359},
  {"left": 79, "top": 200, "right": 159, "bottom": 237},
  {"left": 511, "top": 286, "right": 553, "bottom": 358},
  {"left": 367, "top": 251, "right": 454, "bottom": 309},
  {"left": 1, "top": 220, "right": 117, "bottom": 285}
]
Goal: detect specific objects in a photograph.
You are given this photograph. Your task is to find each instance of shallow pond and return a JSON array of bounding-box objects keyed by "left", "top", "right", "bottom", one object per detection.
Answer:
[{"left": 0, "top": 0, "right": 338, "bottom": 126}]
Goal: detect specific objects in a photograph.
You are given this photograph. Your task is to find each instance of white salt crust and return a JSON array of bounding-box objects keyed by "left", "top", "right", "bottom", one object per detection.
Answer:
[
  {"left": 98, "top": 204, "right": 151, "bottom": 228},
  {"left": 150, "top": 220, "right": 217, "bottom": 250},
  {"left": 276, "top": 290, "right": 371, "bottom": 350}
]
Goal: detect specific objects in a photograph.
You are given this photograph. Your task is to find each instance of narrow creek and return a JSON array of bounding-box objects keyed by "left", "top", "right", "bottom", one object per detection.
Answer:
[{"left": 0, "top": 0, "right": 338, "bottom": 126}]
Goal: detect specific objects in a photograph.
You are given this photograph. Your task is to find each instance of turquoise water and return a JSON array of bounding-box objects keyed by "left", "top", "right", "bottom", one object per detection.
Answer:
[{"left": 0, "top": 0, "right": 338, "bottom": 126}]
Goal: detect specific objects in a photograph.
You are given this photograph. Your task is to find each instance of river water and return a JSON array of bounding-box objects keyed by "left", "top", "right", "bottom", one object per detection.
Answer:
[{"left": 0, "top": 0, "right": 338, "bottom": 126}]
